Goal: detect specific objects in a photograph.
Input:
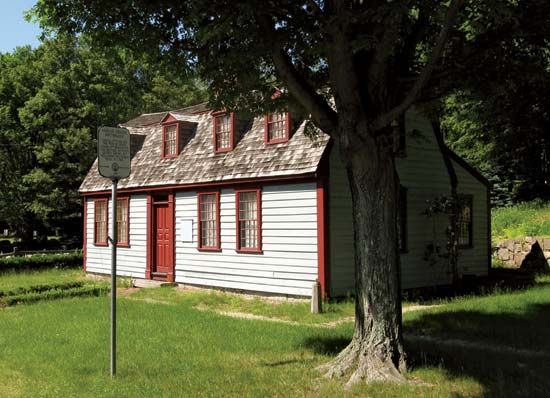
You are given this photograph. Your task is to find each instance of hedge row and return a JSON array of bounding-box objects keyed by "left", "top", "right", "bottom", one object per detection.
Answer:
[
  {"left": 0, "top": 252, "right": 83, "bottom": 271},
  {"left": 0, "top": 281, "right": 84, "bottom": 298},
  {"left": 0, "top": 285, "right": 108, "bottom": 307}
]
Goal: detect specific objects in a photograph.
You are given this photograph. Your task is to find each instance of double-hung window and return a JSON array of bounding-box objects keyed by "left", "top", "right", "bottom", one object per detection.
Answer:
[
  {"left": 264, "top": 112, "right": 290, "bottom": 144},
  {"left": 198, "top": 192, "right": 220, "bottom": 250},
  {"left": 162, "top": 123, "right": 179, "bottom": 158},
  {"left": 94, "top": 199, "right": 108, "bottom": 246},
  {"left": 117, "top": 197, "right": 129, "bottom": 246},
  {"left": 457, "top": 195, "right": 473, "bottom": 248},
  {"left": 213, "top": 112, "right": 235, "bottom": 153},
  {"left": 236, "top": 189, "right": 261, "bottom": 252}
]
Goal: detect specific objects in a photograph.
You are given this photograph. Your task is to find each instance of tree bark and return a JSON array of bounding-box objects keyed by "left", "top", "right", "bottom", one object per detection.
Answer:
[{"left": 319, "top": 126, "right": 406, "bottom": 387}]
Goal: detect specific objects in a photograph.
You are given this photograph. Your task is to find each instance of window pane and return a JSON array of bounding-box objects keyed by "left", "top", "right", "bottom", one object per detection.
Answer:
[
  {"left": 200, "top": 194, "right": 218, "bottom": 247},
  {"left": 457, "top": 197, "right": 472, "bottom": 247},
  {"left": 238, "top": 192, "right": 258, "bottom": 249},
  {"left": 267, "top": 112, "right": 286, "bottom": 141},
  {"left": 95, "top": 201, "right": 107, "bottom": 243},
  {"left": 116, "top": 199, "right": 128, "bottom": 244},
  {"left": 164, "top": 125, "right": 177, "bottom": 156},
  {"left": 215, "top": 114, "right": 231, "bottom": 150}
]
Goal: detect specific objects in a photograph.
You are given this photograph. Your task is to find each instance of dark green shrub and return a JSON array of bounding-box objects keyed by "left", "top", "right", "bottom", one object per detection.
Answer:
[
  {"left": 0, "top": 252, "right": 82, "bottom": 272},
  {"left": 0, "top": 285, "right": 108, "bottom": 307},
  {"left": 0, "top": 281, "right": 84, "bottom": 298}
]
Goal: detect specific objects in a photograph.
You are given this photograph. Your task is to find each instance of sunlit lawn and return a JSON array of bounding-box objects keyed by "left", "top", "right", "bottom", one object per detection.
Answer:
[
  {"left": 0, "top": 268, "right": 87, "bottom": 291},
  {"left": 0, "top": 273, "right": 549, "bottom": 397}
]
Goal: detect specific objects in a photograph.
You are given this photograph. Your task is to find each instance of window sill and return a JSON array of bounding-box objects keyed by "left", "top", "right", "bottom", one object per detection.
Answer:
[
  {"left": 214, "top": 148, "right": 233, "bottom": 154},
  {"left": 236, "top": 249, "right": 263, "bottom": 255},
  {"left": 197, "top": 247, "right": 222, "bottom": 252},
  {"left": 93, "top": 242, "right": 108, "bottom": 247},
  {"left": 265, "top": 138, "right": 289, "bottom": 145},
  {"left": 117, "top": 243, "right": 131, "bottom": 248}
]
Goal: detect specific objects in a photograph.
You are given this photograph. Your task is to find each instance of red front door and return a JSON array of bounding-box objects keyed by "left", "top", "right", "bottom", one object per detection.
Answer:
[{"left": 153, "top": 202, "right": 173, "bottom": 276}]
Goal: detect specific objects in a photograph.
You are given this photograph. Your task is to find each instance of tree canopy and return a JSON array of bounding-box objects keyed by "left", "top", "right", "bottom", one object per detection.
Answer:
[
  {"left": 0, "top": 36, "right": 205, "bottom": 241},
  {"left": 28, "top": 0, "right": 550, "bottom": 386}
]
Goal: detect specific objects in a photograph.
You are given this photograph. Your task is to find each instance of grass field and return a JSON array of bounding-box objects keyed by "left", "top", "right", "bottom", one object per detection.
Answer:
[
  {"left": 1, "top": 270, "right": 549, "bottom": 397},
  {"left": 0, "top": 268, "right": 87, "bottom": 291},
  {"left": 493, "top": 200, "right": 550, "bottom": 239}
]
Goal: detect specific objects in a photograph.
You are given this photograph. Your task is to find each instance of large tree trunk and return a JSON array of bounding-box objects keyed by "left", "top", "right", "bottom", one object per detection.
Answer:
[{"left": 319, "top": 128, "right": 406, "bottom": 387}]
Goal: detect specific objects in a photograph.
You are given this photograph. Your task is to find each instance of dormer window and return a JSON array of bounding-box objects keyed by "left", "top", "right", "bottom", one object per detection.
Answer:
[
  {"left": 212, "top": 111, "right": 235, "bottom": 153},
  {"left": 264, "top": 112, "right": 290, "bottom": 144},
  {"left": 162, "top": 123, "right": 179, "bottom": 158}
]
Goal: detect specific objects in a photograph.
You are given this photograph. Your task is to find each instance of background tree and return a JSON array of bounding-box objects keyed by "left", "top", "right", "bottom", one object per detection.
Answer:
[
  {"left": 0, "top": 36, "right": 206, "bottom": 243},
  {"left": 31, "top": 0, "right": 550, "bottom": 385}
]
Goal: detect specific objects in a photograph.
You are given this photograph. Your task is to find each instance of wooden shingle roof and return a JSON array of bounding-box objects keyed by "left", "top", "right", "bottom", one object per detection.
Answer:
[{"left": 79, "top": 105, "right": 330, "bottom": 193}]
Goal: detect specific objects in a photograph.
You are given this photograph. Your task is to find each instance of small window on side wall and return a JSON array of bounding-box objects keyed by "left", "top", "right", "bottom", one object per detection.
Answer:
[
  {"left": 457, "top": 195, "right": 473, "bottom": 248},
  {"left": 213, "top": 111, "right": 235, "bottom": 153},
  {"left": 162, "top": 123, "right": 180, "bottom": 158},
  {"left": 264, "top": 112, "right": 290, "bottom": 144}
]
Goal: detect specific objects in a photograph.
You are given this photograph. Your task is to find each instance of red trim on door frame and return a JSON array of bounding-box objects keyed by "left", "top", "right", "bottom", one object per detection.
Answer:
[
  {"left": 167, "top": 193, "right": 175, "bottom": 282},
  {"left": 82, "top": 199, "right": 87, "bottom": 272},
  {"left": 316, "top": 179, "right": 329, "bottom": 298},
  {"left": 145, "top": 194, "right": 153, "bottom": 279},
  {"left": 235, "top": 188, "right": 262, "bottom": 254},
  {"left": 146, "top": 192, "right": 175, "bottom": 282},
  {"left": 197, "top": 191, "right": 221, "bottom": 251}
]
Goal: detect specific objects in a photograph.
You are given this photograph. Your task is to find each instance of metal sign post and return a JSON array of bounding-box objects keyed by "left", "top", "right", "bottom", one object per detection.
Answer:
[
  {"left": 97, "top": 127, "right": 131, "bottom": 378},
  {"left": 110, "top": 178, "right": 118, "bottom": 376}
]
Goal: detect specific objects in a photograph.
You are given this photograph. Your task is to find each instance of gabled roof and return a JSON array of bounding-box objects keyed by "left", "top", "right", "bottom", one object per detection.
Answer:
[{"left": 80, "top": 105, "right": 330, "bottom": 193}]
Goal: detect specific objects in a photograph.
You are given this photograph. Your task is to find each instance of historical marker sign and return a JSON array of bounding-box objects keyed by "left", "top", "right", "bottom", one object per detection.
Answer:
[{"left": 98, "top": 127, "right": 131, "bottom": 179}]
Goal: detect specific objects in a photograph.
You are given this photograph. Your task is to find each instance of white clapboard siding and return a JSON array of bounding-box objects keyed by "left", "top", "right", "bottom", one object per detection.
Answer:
[
  {"left": 174, "top": 183, "right": 318, "bottom": 296},
  {"left": 85, "top": 194, "right": 147, "bottom": 278},
  {"left": 329, "top": 111, "right": 481, "bottom": 296},
  {"left": 452, "top": 159, "right": 490, "bottom": 277}
]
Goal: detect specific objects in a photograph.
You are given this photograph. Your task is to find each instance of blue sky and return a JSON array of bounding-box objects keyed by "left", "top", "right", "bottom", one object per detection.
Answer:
[{"left": 0, "top": 0, "right": 41, "bottom": 53}]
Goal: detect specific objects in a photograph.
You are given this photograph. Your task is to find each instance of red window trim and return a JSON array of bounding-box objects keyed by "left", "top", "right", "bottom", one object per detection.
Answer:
[
  {"left": 264, "top": 112, "right": 291, "bottom": 144},
  {"left": 162, "top": 122, "right": 180, "bottom": 158},
  {"left": 93, "top": 198, "right": 108, "bottom": 246},
  {"left": 212, "top": 111, "right": 235, "bottom": 153},
  {"left": 116, "top": 196, "right": 130, "bottom": 248},
  {"left": 235, "top": 188, "right": 262, "bottom": 254},
  {"left": 197, "top": 191, "right": 221, "bottom": 251}
]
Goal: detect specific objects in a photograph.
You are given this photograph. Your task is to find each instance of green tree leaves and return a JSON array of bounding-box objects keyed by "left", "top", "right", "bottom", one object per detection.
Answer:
[{"left": 0, "top": 36, "right": 206, "bottom": 240}]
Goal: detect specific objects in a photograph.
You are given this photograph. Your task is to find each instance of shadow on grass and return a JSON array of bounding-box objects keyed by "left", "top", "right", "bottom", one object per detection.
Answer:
[
  {"left": 302, "top": 303, "right": 550, "bottom": 397},
  {"left": 301, "top": 336, "right": 350, "bottom": 356}
]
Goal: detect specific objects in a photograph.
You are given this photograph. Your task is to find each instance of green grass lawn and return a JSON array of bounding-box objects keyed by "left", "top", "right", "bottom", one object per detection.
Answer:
[
  {"left": 1, "top": 276, "right": 549, "bottom": 397},
  {"left": 0, "top": 268, "right": 87, "bottom": 291},
  {"left": 492, "top": 200, "right": 550, "bottom": 239}
]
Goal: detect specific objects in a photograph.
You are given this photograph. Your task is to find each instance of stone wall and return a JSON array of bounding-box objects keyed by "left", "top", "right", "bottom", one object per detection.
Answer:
[{"left": 494, "top": 236, "right": 550, "bottom": 271}]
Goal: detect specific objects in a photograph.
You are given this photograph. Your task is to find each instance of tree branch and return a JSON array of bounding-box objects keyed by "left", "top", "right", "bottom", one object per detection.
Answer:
[
  {"left": 304, "top": 0, "right": 324, "bottom": 18},
  {"left": 255, "top": 13, "right": 339, "bottom": 135},
  {"left": 371, "top": 0, "right": 464, "bottom": 131}
]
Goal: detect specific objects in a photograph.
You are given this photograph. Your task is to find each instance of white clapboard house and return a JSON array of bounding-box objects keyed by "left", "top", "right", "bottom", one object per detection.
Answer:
[{"left": 80, "top": 103, "right": 491, "bottom": 297}]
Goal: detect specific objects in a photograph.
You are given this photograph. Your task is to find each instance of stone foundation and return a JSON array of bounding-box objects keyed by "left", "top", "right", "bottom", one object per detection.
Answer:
[{"left": 494, "top": 236, "right": 550, "bottom": 271}]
